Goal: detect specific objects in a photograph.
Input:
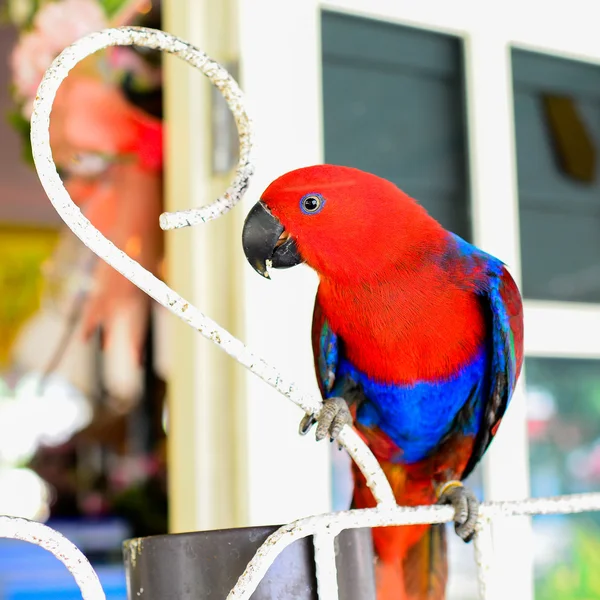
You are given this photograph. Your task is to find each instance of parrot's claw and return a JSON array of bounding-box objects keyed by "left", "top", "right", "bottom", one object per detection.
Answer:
[
  {"left": 438, "top": 481, "right": 479, "bottom": 543},
  {"left": 299, "top": 414, "right": 317, "bottom": 436},
  {"left": 299, "top": 397, "right": 352, "bottom": 442}
]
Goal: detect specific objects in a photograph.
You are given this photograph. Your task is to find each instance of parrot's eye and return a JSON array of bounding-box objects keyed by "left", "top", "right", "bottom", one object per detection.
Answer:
[{"left": 300, "top": 193, "right": 325, "bottom": 215}]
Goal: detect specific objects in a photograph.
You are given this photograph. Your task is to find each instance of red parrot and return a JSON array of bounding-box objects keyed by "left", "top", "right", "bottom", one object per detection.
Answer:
[{"left": 242, "top": 165, "right": 524, "bottom": 600}]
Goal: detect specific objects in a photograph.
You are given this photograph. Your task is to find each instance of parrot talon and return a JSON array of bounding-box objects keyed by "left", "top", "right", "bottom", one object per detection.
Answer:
[
  {"left": 437, "top": 481, "right": 479, "bottom": 543},
  {"left": 299, "top": 413, "right": 317, "bottom": 436},
  {"left": 314, "top": 397, "right": 352, "bottom": 442}
]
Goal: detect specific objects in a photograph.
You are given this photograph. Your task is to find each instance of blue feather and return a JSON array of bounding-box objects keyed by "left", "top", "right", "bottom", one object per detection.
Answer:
[{"left": 330, "top": 352, "right": 488, "bottom": 464}]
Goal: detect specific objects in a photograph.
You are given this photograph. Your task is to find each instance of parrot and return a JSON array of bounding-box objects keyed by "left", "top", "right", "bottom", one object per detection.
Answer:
[{"left": 241, "top": 165, "right": 524, "bottom": 600}]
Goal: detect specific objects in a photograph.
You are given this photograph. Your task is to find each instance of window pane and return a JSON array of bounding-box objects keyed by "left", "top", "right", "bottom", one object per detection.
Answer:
[
  {"left": 322, "top": 11, "right": 471, "bottom": 240},
  {"left": 526, "top": 357, "right": 600, "bottom": 599},
  {"left": 512, "top": 49, "right": 600, "bottom": 302}
]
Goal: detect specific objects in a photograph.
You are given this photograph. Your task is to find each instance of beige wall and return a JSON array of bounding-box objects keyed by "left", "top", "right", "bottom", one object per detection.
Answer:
[
  {"left": 163, "top": 0, "right": 334, "bottom": 533},
  {"left": 163, "top": 0, "right": 249, "bottom": 533}
]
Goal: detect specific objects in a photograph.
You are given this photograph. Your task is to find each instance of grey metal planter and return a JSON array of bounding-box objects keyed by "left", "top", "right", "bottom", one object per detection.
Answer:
[{"left": 123, "top": 524, "right": 376, "bottom": 600}]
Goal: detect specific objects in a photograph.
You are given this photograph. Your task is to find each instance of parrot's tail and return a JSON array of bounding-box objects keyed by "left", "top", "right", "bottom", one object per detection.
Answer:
[
  {"left": 374, "top": 524, "right": 447, "bottom": 600},
  {"left": 351, "top": 459, "right": 448, "bottom": 600}
]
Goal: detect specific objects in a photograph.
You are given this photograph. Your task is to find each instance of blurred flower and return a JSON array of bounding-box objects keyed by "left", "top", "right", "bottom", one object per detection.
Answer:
[
  {"left": 527, "top": 386, "right": 557, "bottom": 440},
  {"left": 33, "top": 0, "right": 107, "bottom": 51},
  {"left": 8, "top": 0, "right": 164, "bottom": 394},
  {"left": 10, "top": 31, "right": 57, "bottom": 101},
  {"left": 10, "top": 0, "right": 108, "bottom": 114},
  {"left": 49, "top": 76, "right": 163, "bottom": 171}
]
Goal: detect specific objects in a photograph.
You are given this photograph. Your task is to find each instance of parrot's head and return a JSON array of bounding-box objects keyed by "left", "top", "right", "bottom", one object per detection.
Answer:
[{"left": 242, "top": 164, "right": 439, "bottom": 281}]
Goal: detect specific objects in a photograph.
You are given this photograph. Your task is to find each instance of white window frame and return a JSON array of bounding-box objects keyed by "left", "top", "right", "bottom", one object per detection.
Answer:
[{"left": 238, "top": 2, "right": 600, "bottom": 599}]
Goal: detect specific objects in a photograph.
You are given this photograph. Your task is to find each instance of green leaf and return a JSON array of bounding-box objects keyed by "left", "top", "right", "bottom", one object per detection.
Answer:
[
  {"left": 98, "top": 0, "right": 130, "bottom": 18},
  {"left": 6, "top": 109, "right": 29, "bottom": 134},
  {"left": 5, "top": 108, "right": 34, "bottom": 168}
]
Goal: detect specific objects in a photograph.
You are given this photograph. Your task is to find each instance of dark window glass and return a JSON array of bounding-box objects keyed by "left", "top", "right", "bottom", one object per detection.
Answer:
[
  {"left": 322, "top": 11, "right": 471, "bottom": 240},
  {"left": 513, "top": 49, "right": 600, "bottom": 302}
]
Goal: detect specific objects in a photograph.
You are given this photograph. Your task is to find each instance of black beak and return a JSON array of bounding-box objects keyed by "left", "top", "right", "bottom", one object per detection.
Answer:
[{"left": 242, "top": 201, "right": 303, "bottom": 278}]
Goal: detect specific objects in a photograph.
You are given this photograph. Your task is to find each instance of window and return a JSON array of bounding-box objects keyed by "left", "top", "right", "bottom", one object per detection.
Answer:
[
  {"left": 513, "top": 50, "right": 600, "bottom": 303},
  {"left": 513, "top": 47, "right": 600, "bottom": 599},
  {"left": 322, "top": 11, "right": 471, "bottom": 239}
]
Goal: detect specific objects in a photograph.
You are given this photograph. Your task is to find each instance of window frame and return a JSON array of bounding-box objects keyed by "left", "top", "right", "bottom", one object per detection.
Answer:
[{"left": 239, "top": 3, "right": 600, "bottom": 598}]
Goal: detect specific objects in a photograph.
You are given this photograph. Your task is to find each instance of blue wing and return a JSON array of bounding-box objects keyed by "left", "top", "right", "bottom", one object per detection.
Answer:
[
  {"left": 311, "top": 297, "right": 339, "bottom": 397},
  {"left": 451, "top": 234, "right": 524, "bottom": 478}
]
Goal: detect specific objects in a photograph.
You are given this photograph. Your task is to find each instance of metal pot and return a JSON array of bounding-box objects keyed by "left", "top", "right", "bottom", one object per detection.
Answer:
[{"left": 123, "top": 524, "right": 376, "bottom": 599}]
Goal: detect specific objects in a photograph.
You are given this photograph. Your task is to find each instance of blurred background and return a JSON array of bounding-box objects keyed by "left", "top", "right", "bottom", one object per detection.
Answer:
[{"left": 0, "top": 1, "right": 599, "bottom": 599}]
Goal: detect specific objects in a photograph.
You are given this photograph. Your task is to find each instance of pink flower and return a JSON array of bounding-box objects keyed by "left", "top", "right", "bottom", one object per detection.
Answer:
[
  {"left": 10, "top": 31, "right": 57, "bottom": 99},
  {"left": 10, "top": 0, "right": 108, "bottom": 110},
  {"left": 33, "top": 0, "right": 107, "bottom": 52}
]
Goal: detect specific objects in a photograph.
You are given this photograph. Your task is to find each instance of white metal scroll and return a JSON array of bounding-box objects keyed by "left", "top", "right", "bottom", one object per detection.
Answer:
[
  {"left": 0, "top": 516, "right": 105, "bottom": 599},
  {"left": 15, "top": 26, "right": 600, "bottom": 600}
]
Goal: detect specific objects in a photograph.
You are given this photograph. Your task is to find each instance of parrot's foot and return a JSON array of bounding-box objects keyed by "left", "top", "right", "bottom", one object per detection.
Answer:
[
  {"left": 298, "top": 397, "right": 352, "bottom": 442},
  {"left": 438, "top": 481, "right": 479, "bottom": 543}
]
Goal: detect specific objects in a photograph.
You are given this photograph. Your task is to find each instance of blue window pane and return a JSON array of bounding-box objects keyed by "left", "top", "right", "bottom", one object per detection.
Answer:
[
  {"left": 526, "top": 357, "right": 600, "bottom": 599},
  {"left": 322, "top": 11, "right": 471, "bottom": 240},
  {"left": 512, "top": 49, "right": 600, "bottom": 302}
]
